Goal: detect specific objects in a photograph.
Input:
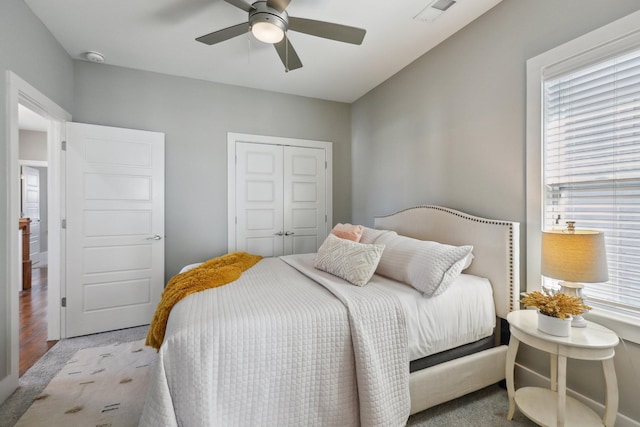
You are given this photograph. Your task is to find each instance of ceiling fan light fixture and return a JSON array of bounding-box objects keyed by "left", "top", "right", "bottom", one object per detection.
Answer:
[
  {"left": 252, "top": 21, "right": 284, "bottom": 43},
  {"left": 250, "top": 13, "right": 286, "bottom": 44}
]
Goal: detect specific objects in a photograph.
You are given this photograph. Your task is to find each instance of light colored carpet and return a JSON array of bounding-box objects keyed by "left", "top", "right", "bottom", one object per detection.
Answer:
[
  {"left": 406, "top": 384, "right": 536, "bottom": 426},
  {"left": 0, "top": 325, "right": 536, "bottom": 426}
]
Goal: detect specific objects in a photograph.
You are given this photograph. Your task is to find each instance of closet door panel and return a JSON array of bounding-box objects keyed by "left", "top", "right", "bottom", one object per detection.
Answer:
[
  {"left": 283, "top": 146, "right": 326, "bottom": 256},
  {"left": 236, "top": 143, "right": 284, "bottom": 257}
]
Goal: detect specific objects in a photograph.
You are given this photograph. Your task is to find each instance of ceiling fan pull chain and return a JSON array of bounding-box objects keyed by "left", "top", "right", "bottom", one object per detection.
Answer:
[
  {"left": 285, "top": 36, "right": 289, "bottom": 73},
  {"left": 247, "top": 30, "right": 251, "bottom": 65}
]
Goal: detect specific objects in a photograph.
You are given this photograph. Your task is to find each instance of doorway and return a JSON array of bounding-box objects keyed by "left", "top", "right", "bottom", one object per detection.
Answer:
[
  {"left": 1, "top": 72, "right": 71, "bottom": 403},
  {"left": 17, "top": 104, "right": 55, "bottom": 375}
]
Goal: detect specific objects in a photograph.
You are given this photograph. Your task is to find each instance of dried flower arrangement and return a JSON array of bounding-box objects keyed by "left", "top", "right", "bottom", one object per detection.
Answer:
[{"left": 520, "top": 289, "right": 591, "bottom": 319}]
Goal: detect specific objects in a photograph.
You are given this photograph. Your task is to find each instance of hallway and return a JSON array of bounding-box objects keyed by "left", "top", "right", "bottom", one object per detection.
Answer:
[{"left": 19, "top": 267, "right": 56, "bottom": 376}]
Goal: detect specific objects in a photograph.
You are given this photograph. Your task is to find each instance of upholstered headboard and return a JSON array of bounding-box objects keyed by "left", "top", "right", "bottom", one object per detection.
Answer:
[{"left": 374, "top": 206, "right": 520, "bottom": 319}]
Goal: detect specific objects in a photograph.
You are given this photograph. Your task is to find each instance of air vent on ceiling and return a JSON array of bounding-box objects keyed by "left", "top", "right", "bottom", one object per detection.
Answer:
[{"left": 414, "top": 0, "right": 457, "bottom": 22}]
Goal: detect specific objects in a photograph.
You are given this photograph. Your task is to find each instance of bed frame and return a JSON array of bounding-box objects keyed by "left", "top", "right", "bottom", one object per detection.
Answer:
[{"left": 374, "top": 205, "right": 520, "bottom": 414}]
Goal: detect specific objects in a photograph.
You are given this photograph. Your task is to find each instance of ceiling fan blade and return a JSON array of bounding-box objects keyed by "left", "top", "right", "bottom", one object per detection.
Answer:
[
  {"left": 224, "top": 0, "right": 256, "bottom": 13},
  {"left": 196, "top": 22, "right": 249, "bottom": 45},
  {"left": 274, "top": 36, "right": 303, "bottom": 71},
  {"left": 266, "top": 0, "right": 291, "bottom": 13},
  {"left": 288, "top": 17, "right": 366, "bottom": 45}
]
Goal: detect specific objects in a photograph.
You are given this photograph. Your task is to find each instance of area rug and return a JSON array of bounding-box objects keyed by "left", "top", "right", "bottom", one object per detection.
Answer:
[{"left": 14, "top": 339, "right": 156, "bottom": 427}]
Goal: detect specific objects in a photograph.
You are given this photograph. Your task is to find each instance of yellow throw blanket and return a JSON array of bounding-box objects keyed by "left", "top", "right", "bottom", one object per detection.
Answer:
[{"left": 146, "top": 252, "right": 262, "bottom": 350}]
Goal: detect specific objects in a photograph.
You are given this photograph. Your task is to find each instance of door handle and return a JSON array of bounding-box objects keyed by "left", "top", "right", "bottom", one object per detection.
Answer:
[
  {"left": 284, "top": 231, "right": 295, "bottom": 236},
  {"left": 146, "top": 234, "right": 162, "bottom": 240},
  {"left": 275, "top": 231, "right": 284, "bottom": 236}
]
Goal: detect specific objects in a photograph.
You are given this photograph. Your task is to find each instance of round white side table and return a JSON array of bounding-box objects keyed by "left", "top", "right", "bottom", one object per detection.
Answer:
[{"left": 505, "top": 309, "right": 619, "bottom": 427}]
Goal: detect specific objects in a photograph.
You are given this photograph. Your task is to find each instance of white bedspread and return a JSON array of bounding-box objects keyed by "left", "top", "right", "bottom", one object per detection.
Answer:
[
  {"left": 140, "top": 254, "right": 410, "bottom": 427},
  {"left": 373, "top": 273, "right": 495, "bottom": 361}
]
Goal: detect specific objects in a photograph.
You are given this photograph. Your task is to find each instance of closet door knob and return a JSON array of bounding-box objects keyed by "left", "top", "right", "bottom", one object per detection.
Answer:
[
  {"left": 284, "top": 231, "right": 295, "bottom": 236},
  {"left": 275, "top": 231, "right": 284, "bottom": 236}
]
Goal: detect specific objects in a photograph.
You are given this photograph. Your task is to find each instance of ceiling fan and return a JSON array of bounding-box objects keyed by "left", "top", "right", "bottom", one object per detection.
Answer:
[{"left": 195, "top": 0, "right": 366, "bottom": 71}]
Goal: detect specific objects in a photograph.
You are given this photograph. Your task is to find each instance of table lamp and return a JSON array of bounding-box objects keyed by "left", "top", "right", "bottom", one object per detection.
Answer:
[{"left": 541, "top": 222, "right": 608, "bottom": 327}]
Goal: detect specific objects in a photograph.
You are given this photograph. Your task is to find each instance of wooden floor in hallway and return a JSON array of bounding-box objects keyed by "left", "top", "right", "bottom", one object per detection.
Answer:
[{"left": 19, "top": 266, "right": 57, "bottom": 376}]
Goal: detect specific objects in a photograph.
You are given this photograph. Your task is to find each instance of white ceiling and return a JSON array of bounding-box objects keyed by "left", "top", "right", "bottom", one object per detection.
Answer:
[
  {"left": 24, "top": 0, "right": 502, "bottom": 103},
  {"left": 19, "top": 104, "right": 49, "bottom": 132}
]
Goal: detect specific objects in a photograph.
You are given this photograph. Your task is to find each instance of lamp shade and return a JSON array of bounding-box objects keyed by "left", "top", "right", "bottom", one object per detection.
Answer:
[{"left": 541, "top": 229, "right": 609, "bottom": 283}]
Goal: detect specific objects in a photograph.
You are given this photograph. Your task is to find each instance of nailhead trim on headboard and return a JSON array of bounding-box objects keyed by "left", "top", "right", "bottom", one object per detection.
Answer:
[{"left": 375, "top": 205, "right": 517, "bottom": 312}]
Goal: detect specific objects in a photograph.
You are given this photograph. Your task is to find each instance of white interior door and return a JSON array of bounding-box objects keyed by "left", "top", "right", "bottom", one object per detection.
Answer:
[
  {"left": 21, "top": 166, "right": 40, "bottom": 256},
  {"left": 236, "top": 142, "right": 284, "bottom": 257},
  {"left": 65, "top": 122, "right": 164, "bottom": 337},
  {"left": 283, "top": 146, "right": 326, "bottom": 255},
  {"left": 234, "top": 141, "right": 328, "bottom": 257}
]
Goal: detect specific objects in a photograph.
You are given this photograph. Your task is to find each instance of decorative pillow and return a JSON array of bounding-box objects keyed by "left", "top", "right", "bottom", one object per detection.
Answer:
[
  {"left": 375, "top": 234, "right": 473, "bottom": 297},
  {"left": 360, "top": 227, "right": 397, "bottom": 244},
  {"left": 330, "top": 223, "right": 364, "bottom": 242},
  {"left": 314, "top": 234, "right": 384, "bottom": 286},
  {"left": 370, "top": 229, "right": 399, "bottom": 246},
  {"left": 462, "top": 253, "right": 474, "bottom": 270}
]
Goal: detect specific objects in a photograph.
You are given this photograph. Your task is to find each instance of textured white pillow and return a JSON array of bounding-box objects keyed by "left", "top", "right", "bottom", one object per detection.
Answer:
[
  {"left": 375, "top": 234, "right": 473, "bottom": 297},
  {"left": 314, "top": 234, "right": 385, "bottom": 286}
]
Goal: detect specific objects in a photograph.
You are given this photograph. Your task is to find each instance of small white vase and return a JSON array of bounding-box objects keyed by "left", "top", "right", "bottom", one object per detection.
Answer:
[{"left": 537, "top": 310, "right": 572, "bottom": 337}]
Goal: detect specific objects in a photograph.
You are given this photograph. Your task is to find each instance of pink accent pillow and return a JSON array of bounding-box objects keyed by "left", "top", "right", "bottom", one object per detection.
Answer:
[{"left": 330, "top": 223, "right": 364, "bottom": 242}]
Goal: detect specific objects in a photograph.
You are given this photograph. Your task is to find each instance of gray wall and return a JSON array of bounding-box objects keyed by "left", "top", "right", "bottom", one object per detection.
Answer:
[
  {"left": 19, "top": 130, "right": 47, "bottom": 161},
  {"left": 352, "top": 0, "right": 640, "bottom": 226},
  {"left": 351, "top": 0, "right": 640, "bottom": 422},
  {"left": 72, "top": 61, "right": 352, "bottom": 280},
  {"left": 0, "top": 0, "right": 73, "bottom": 396}
]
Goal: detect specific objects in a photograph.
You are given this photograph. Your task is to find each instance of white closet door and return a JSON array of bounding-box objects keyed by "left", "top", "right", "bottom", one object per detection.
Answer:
[
  {"left": 65, "top": 122, "right": 165, "bottom": 337},
  {"left": 234, "top": 142, "right": 328, "bottom": 257},
  {"left": 283, "top": 146, "right": 326, "bottom": 255},
  {"left": 236, "top": 142, "right": 284, "bottom": 257}
]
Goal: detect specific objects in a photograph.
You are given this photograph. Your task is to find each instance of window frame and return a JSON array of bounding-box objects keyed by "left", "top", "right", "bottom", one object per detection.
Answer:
[{"left": 526, "top": 9, "right": 640, "bottom": 344}]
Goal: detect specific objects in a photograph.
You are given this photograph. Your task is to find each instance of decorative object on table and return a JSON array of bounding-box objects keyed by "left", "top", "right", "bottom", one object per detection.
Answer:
[
  {"left": 536, "top": 309, "right": 571, "bottom": 336},
  {"left": 541, "top": 221, "right": 608, "bottom": 327},
  {"left": 520, "top": 289, "right": 591, "bottom": 336}
]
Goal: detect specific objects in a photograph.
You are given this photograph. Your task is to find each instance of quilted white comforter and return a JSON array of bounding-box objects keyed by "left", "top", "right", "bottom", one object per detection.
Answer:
[{"left": 140, "top": 254, "right": 410, "bottom": 427}]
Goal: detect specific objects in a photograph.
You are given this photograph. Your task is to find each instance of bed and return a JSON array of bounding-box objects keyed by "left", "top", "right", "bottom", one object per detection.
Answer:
[{"left": 140, "top": 205, "right": 520, "bottom": 426}]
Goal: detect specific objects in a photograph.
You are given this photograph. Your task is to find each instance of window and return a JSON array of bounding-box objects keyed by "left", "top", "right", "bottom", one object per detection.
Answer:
[
  {"left": 543, "top": 47, "right": 640, "bottom": 318},
  {"left": 526, "top": 10, "right": 640, "bottom": 340}
]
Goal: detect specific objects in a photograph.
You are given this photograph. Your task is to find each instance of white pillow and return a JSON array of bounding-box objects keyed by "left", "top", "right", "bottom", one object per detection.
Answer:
[
  {"left": 314, "top": 234, "right": 385, "bottom": 286},
  {"left": 360, "top": 227, "right": 397, "bottom": 244},
  {"left": 375, "top": 234, "right": 473, "bottom": 297}
]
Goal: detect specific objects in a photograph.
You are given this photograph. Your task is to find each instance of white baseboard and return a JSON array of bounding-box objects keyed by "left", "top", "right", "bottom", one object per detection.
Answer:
[
  {"left": 515, "top": 363, "right": 640, "bottom": 427},
  {"left": 0, "top": 373, "right": 18, "bottom": 406}
]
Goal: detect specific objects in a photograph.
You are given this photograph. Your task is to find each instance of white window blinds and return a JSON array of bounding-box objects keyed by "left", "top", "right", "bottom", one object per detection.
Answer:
[{"left": 543, "top": 47, "right": 640, "bottom": 318}]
